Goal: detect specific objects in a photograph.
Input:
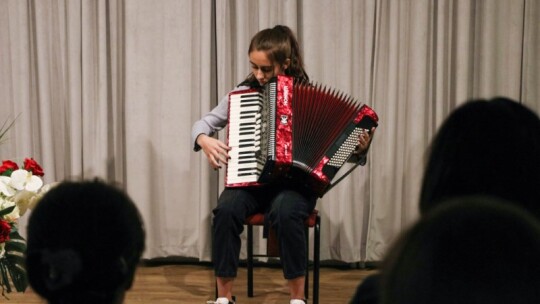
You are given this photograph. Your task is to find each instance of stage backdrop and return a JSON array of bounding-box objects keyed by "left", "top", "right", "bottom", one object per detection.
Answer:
[{"left": 1, "top": 0, "right": 539, "bottom": 263}]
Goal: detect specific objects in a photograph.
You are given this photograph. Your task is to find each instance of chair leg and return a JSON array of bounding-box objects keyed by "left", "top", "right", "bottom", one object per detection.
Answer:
[
  {"left": 244, "top": 214, "right": 320, "bottom": 302},
  {"left": 313, "top": 216, "right": 321, "bottom": 304},
  {"left": 304, "top": 226, "right": 309, "bottom": 300},
  {"left": 247, "top": 224, "right": 254, "bottom": 297}
]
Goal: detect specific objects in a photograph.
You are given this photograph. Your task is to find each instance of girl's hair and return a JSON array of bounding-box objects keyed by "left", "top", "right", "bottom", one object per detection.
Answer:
[{"left": 242, "top": 25, "right": 309, "bottom": 86}]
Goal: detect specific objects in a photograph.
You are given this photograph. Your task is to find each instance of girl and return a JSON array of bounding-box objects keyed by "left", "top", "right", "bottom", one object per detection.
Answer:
[{"left": 192, "top": 25, "right": 373, "bottom": 304}]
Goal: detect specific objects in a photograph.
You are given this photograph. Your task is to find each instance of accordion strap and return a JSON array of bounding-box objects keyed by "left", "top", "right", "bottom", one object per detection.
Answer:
[{"left": 322, "top": 158, "right": 365, "bottom": 196}]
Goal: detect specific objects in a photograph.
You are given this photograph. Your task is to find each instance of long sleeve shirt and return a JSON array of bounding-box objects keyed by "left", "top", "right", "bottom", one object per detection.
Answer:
[{"left": 191, "top": 86, "right": 250, "bottom": 151}]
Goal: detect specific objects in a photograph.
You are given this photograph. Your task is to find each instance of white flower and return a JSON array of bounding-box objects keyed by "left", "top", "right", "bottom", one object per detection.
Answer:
[
  {"left": 27, "top": 182, "right": 57, "bottom": 211},
  {"left": 3, "top": 205, "right": 20, "bottom": 223},
  {"left": 13, "top": 190, "right": 36, "bottom": 216},
  {"left": 0, "top": 176, "right": 16, "bottom": 197},
  {"left": 0, "top": 196, "right": 9, "bottom": 209},
  {"left": 9, "top": 169, "right": 43, "bottom": 192},
  {"left": 0, "top": 198, "right": 20, "bottom": 222}
]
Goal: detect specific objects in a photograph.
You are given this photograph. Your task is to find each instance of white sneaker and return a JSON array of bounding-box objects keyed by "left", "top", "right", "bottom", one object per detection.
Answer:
[
  {"left": 290, "top": 300, "right": 306, "bottom": 304},
  {"left": 206, "top": 296, "right": 235, "bottom": 304}
]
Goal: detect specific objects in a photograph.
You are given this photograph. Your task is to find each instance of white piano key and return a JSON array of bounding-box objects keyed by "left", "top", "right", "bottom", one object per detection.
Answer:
[{"left": 226, "top": 176, "right": 259, "bottom": 184}]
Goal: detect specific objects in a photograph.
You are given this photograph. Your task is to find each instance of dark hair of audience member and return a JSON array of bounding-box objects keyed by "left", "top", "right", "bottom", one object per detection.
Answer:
[
  {"left": 351, "top": 97, "right": 540, "bottom": 304},
  {"left": 26, "top": 180, "right": 145, "bottom": 304},
  {"left": 419, "top": 97, "right": 540, "bottom": 218},
  {"left": 381, "top": 195, "right": 540, "bottom": 304}
]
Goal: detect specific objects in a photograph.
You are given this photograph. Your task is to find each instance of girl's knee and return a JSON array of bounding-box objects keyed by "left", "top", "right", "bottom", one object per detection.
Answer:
[{"left": 269, "top": 190, "right": 310, "bottom": 223}]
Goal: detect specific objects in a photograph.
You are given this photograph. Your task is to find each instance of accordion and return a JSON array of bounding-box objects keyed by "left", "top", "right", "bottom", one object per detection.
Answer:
[{"left": 225, "top": 75, "right": 379, "bottom": 197}]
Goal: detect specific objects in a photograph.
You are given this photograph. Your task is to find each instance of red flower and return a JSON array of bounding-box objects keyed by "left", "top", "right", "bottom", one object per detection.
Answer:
[
  {"left": 0, "top": 220, "right": 11, "bottom": 243},
  {"left": 0, "top": 160, "right": 19, "bottom": 176},
  {"left": 23, "top": 158, "right": 44, "bottom": 176}
]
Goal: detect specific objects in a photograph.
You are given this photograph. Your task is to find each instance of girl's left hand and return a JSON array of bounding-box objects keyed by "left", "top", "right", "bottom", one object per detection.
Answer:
[{"left": 356, "top": 127, "right": 375, "bottom": 154}]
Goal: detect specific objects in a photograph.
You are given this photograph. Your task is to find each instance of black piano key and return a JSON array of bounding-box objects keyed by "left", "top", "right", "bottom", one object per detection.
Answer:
[
  {"left": 238, "top": 160, "right": 256, "bottom": 164},
  {"left": 238, "top": 167, "right": 257, "bottom": 172},
  {"left": 239, "top": 126, "right": 256, "bottom": 131},
  {"left": 239, "top": 110, "right": 259, "bottom": 115},
  {"left": 240, "top": 114, "right": 256, "bottom": 119},
  {"left": 238, "top": 172, "right": 258, "bottom": 176},
  {"left": 239, "top": 151, "right": 255, "bottom": 155}
]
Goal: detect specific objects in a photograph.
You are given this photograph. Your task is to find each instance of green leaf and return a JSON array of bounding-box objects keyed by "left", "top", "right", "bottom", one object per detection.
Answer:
[
  {"left": 0, "top": 169, "right": 13, "bottom": 176},
  {"left": 0, "top": 114, "right": 20, "bottom": 146},
  {"left": 0, "top": 259, "right": 12, "bottom": 294},
  {"left": 0, "top": 206, "right": 15, "bottom": 217},
  {"left": 1, "top": 230, "right": 28, "bottom": 293}
]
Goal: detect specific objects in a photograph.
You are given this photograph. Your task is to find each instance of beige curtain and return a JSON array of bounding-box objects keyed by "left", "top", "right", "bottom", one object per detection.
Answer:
[
  {"left": 0, "top": 0, "right": 125, "bottom": 180},
  {"left": 123, "top": 0, "right": 214, "bottom": 259},
  {"left": 0, "top": 0, "right": 127, "bottom": 239},
  {"left": 1, "top": 0, "right": 539, "bottom": 263}
]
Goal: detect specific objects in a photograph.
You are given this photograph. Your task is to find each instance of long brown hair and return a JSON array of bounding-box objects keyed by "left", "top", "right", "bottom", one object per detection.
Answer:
[{"left": 242, "top": 25, "right": 309, "bottom": 85}]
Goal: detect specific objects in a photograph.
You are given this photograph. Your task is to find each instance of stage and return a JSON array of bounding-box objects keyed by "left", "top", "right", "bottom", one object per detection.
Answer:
[{"left": 7, "top": 263, "right": 376, "bottom": 303}]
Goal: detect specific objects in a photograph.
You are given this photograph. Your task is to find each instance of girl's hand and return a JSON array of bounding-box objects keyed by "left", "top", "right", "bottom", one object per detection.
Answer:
[
  {"left": 197, "top": 134, "right": 231, "bottom": 169},
  {"left": 356, "top": 127, "right": 376, "bottom": 154}
]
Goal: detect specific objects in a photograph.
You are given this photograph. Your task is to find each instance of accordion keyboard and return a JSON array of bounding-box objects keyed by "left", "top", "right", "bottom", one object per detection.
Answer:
[{"left": 226, "top": 92, "right": 265, "bottom": 184}]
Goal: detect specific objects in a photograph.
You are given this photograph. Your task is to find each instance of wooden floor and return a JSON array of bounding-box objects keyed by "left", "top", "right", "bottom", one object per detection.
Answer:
[{"left": 5, "top": 263, "right": 377, "bottom": 303}]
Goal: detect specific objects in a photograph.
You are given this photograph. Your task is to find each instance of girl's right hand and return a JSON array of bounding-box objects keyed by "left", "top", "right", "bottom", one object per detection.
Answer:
[{"left": 196, "top": 134, "right": 231, "bottom": 170}]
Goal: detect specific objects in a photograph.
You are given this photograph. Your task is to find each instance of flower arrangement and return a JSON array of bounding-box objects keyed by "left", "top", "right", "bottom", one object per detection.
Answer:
[
  {"left": 0, "top": 118, "right": 53, "bottom": 296},
  {"left": 0, "top": 158, "right": 50, "bottom": 295}
]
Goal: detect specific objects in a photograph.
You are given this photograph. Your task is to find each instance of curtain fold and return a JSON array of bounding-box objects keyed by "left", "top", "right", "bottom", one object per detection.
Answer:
[
  {"left": 1, "top": 0, "right": 126, "bottom": 237},
  {"left": 300, "top": 0, "right": 378, "bottom": 263},
  {"left": 1, "top": 0, "right": 539, "bottom": 263},
  {"left": 522, "top": 0, "right": 540, "bottom": 112}
]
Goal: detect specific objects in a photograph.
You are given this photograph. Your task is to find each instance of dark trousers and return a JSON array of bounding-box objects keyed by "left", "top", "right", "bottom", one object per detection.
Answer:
[{"left": 212, "top": 185, "right": 316, "bottom": 280}]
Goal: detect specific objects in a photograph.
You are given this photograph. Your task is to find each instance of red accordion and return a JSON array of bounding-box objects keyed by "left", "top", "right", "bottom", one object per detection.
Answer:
[{"left": 225, "top": 75, "right": 379, "bottom": 197}]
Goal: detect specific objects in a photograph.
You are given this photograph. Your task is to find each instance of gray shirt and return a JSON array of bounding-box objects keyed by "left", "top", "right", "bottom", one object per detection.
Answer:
[{"left": 191, "top": 85, "right": 250, "bottom": 151}]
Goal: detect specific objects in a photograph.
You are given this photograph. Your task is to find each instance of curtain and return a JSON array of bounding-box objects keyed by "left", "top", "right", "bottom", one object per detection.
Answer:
[
  {"left": 366, "top": 0, "right": 540, "bottom": 261},
  {"left": 0, "top": 0, "right": 126, "bottom": 237},
  {"left": 1, "top": 0, "right": 539, "bottom": 263},
  {"left": 123, "top": 0, "right": 214, "bottom": 259}
]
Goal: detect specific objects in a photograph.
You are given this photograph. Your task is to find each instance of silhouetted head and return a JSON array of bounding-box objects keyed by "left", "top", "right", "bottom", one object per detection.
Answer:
[
  {"left": 26, "top": 180, "right": 145, "bottom": 304},
  {"left": 382, "top": 195, "right": 540, "bottom": 304},
  {"left": 419, "top": 97, "right": 540, "bottom": 218}
]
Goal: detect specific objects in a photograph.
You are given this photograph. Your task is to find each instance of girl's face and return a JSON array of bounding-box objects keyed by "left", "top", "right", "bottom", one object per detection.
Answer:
[{"left": 249, "top": 50, "right": 289, "bottom": 86}]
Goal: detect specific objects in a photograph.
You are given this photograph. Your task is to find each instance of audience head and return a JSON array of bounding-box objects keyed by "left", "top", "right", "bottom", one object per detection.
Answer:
[
  {"left": 419, "top": 97, "right": 540, "bottom": 218},
  {"left": 381, "top": 195, "right": 540, "bottom": 304},
  {"left": 26, "top": 180, "right": 145, "bottom": 304}
]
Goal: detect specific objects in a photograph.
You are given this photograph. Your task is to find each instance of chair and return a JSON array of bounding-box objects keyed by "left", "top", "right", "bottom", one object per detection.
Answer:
[{"left": 245, "top": 209, "right": 320, "bottom": 304}]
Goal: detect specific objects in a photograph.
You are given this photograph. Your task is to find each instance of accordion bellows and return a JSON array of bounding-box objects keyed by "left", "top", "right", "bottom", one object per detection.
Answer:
[{"left": 226, "top": 75, "right": 379, "bottom": 197}]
